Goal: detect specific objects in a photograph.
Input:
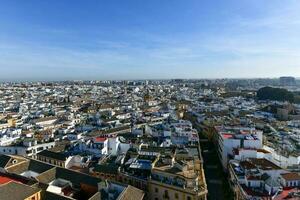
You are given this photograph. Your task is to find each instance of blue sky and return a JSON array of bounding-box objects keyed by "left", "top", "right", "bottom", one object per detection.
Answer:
[{"left": 0, "top": 0, "right": 300, "bottom": 80}]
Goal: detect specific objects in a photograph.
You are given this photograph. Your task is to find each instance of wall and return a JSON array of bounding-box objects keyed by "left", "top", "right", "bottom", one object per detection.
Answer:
[
  {"left": 148, "top": 180, "right": 206, "bottom": 200},
  {"left": 264, "top": 146, "right": 300, "bottom": 168},
  {"left": 24, "top": 191, "right": 41, "bottom": 200}
]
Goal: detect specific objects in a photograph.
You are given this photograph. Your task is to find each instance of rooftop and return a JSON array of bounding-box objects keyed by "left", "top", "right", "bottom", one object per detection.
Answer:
[
  {"left": 281, "top": 172, "right": 300, "bottom": 181},
  {"left": 37, "top": 150, "right": 68, "bottom": 161},
  {"left": 0, "top": 181, "right": 41, "bottom": 200}
]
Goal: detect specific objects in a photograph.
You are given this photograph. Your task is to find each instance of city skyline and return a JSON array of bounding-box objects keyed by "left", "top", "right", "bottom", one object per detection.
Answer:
[{"left": 1, "top": 0, "right": 300, "bottom": 80}]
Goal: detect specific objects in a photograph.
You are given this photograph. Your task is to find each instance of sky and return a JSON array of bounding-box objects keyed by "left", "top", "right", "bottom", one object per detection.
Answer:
[{"left": 0, "top": 0, "right": 300, "bottom": 81}]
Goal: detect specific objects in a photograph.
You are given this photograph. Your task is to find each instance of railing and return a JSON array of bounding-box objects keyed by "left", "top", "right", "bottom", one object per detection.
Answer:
[{"left": 151, "top": 174, "right": 205, "bottom": 193}]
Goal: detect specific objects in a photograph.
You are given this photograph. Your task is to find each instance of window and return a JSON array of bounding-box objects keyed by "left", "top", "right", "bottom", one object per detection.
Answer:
[
  {"left": 26, "top": 149, "right": 32, "bottom": 154},
  {"left": 164, "top": 190, "right": 169, "bottom": 199},
  {"left": 175, "top": 193, "right": 179, "bottom": 199},
  {"left": 155, "top": 188, "right": 158, "bottom": 193},
  {"left": 37, "top": 147, "right": 43, "bottom": 151},
  {"left": 187, "top": 196, "right": 192, "bottom": 200}
]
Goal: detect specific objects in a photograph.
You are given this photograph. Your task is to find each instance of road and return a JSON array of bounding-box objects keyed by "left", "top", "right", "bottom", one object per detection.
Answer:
[
  {"left": 184, "top": 113, "right": 233, "bottom": 200},
  {"left": 200, "top": 140, "right": 227, "bottom": 200}
]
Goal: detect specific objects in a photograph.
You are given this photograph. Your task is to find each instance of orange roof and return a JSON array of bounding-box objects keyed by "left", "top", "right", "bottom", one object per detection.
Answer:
[
  {"left": 94, "top": 137, "right": 107, "bottom": 142},
  {"left": 273, "top": 188, "right": 300, "bottom": 200},
  {"left": 0, "top": 176, "right": 20, "bottom": 185},
  {"left": 281, "top": 173, "right": 300, "bottom": 181},
  {"left": 222, "top": 134, "right": 233, "bottom": 139},
  {"left": 0, "top": 173, "right": 25, "bottom": 185}
]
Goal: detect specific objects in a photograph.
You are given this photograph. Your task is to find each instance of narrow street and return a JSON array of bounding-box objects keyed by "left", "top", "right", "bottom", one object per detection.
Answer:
[
  {"left": 185, "top": 113, "right": 233, "bottom": 200},
  {"left": 200, "top": 140, "right": 228, "bottom": 200}
]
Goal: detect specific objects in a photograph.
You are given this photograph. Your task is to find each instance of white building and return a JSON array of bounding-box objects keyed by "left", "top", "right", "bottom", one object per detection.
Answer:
[
  {"left": 0, "top": 128, "right": 22, "bottom": 146},
  {"left": 101, "top": 137, "right": 130, "bottom": 156},
  {"left": 233, "top": 148, "right": 272, "bottom": 161},
  {"left": 263, "top": 145, "right": 300, "bottom": 169},
  {"left": 0, "top": 140, "right": 55, "bottom": 157},
  {"left": 215, "top": 126, "right": 263, "bottom": 170}
]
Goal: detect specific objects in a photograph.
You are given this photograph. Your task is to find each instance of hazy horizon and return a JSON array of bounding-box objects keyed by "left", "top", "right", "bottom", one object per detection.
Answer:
[
  {"left": 1, "top": 77, "right": 300, "bottom": 83},
  {"left": 1, "top": 0, "right": 300, "bottom": 80}
]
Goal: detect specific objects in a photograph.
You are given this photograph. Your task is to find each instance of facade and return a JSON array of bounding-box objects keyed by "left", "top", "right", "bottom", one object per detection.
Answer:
[
  {"left": 101, "top": 137, "right": 131, "bottom": 156},
  {"left": 0, "top": 128, "right": 21, "bottom": 146},
  {"left": 279, "top": 76, "right": 296, "bottom": 86},
  {"left": 280, "top": 173, "right": 300, "bottom": 188},
  {"left": 263, "top": 145, "right": 300, "bottom": 169},
  {"left": 36, "top": 150, "right": 68, "bottom": 167},
  {"left": 149, "top": 159, "right": 207, "bottom": 200},
  {"left": 215, "top": 126, "right": 263, "bottom": 170},
  {"left": 0, "top": 141, "right": 55, "bottom": 157}
]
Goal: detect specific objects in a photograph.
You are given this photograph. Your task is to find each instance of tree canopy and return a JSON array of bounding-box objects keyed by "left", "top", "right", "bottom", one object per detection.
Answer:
[{"left": 257, "top": 87, "right": 294, "bottom": 102}]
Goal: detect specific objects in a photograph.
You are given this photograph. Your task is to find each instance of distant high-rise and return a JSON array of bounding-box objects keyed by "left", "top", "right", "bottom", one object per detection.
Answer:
[{"left": 279, "top": 76, "right": 296, "bottom": 86}]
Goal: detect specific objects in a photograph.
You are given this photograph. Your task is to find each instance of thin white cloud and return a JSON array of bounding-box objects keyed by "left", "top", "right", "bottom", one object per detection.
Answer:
[{"left": 1, "top": 0, "right": 300, "bottom": 79}]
